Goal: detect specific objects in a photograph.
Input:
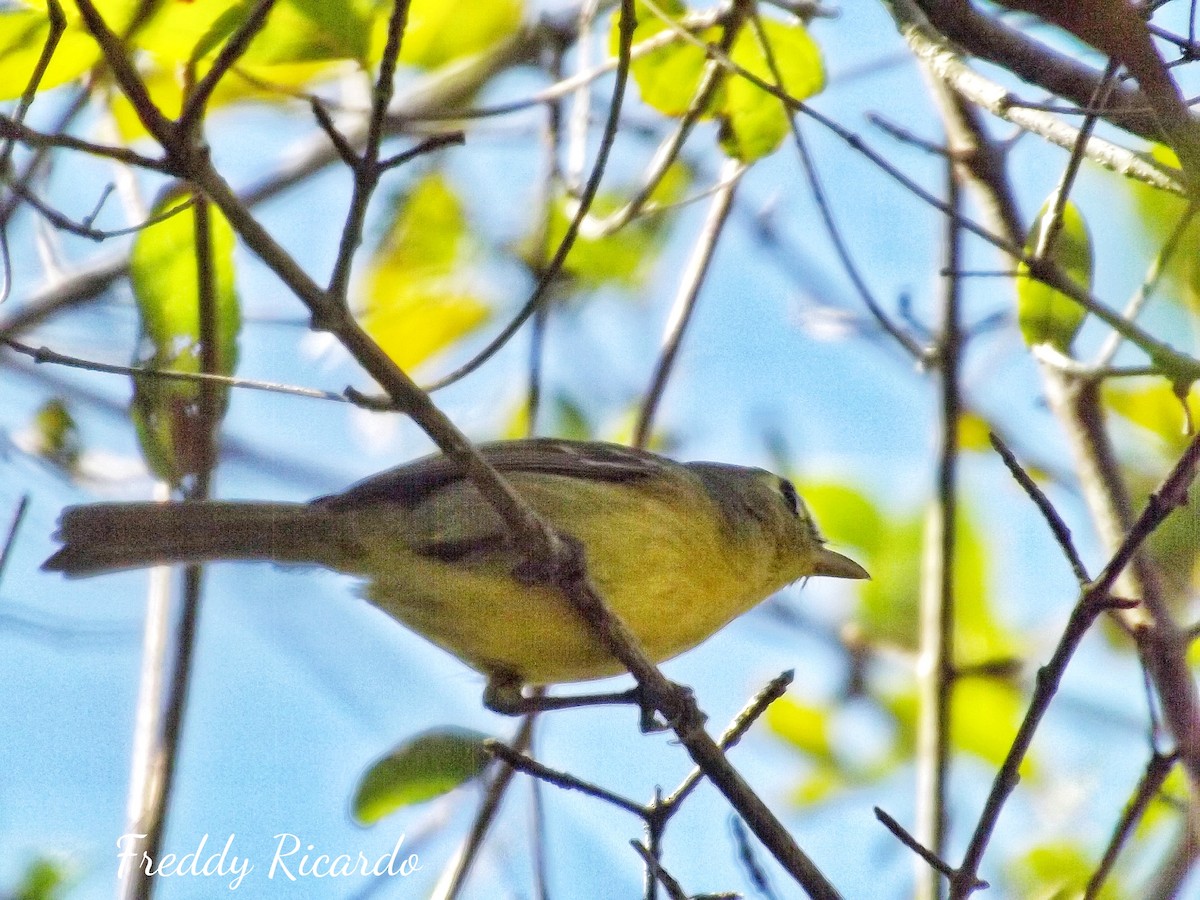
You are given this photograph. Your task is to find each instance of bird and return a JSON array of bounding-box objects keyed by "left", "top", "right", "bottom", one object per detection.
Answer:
[{"left": 44, "top": 438, "right": 867, "bottom": 712}]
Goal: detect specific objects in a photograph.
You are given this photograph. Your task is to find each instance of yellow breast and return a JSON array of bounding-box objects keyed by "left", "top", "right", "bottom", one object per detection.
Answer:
[{"left": 354, "top": 475, "right": 785, "bottom": 685}]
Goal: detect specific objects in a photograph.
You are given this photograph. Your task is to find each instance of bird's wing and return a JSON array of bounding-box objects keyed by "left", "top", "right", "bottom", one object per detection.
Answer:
[{"left": 313, "top": 438, "right": 670, "bottom": 512}]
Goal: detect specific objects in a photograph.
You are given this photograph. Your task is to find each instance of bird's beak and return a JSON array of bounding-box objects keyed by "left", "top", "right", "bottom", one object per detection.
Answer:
[{"left": 811, "top": 546, "right": 869, "bottom": 580}]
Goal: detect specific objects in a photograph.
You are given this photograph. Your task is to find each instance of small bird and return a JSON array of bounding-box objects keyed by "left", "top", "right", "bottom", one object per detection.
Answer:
[{"left": 44, "top": 438, "right": 867, "bottom": 711}]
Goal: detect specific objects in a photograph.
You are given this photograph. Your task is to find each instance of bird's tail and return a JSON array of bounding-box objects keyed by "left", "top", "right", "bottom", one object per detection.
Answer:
[{"left": 43, "top": 501, "right": 353, "bottom": 578}]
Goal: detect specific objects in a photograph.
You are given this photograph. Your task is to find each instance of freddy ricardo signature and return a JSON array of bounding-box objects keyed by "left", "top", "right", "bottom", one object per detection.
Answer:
[{"left": 116, "top": 832, "right": 420, "bottom": 890}]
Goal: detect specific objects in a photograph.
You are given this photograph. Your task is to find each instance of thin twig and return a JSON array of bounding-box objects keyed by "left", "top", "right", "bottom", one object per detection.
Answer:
[
  {"left": 952, "top": 431, "right": 1200, "bottom": 898},
  {"left": 0, "top": 0, "right": 65, "bottom": 302},
  {"left": 127, "top": 189, "right": 224, "bottom": 900},
  {"left": 484, "top": 740, "right": 647, "bottom": 817},
  {"left": 178, "top": 0, "right": 279, "bottom": 133},
  {"left": 0, "top": 114, "right": 174, "bottom": 174},
  {"left": 378, "top": 131, "right": 464, "bottom": 170},
  {"left": 748, "top": 10, "right": 926, "bottom": 360},
  {"left": 1085, "top": 752, "right": 1178, "bottom": 899},
  {"left": 1031, "top": 59, "right": 1117, "bottom": 265},
  {"left": 434, "top": 712, "right": 538, "bottom": 900},
  {"left": 633, "top": 158, "right": 744, "bottom": 449},
  {"left": 73, "top": 0, "right": 176, "bottom": 146},
  {"left": 1, "top": 338, "right": 350, "bottom": 404},
  {"left": 578, "top": 0, "right": 746, "bottom": 239},
  {"left": 914, "top": 148, "right": 963, "bottom": 900},
  {"left": 1093, "top": 199, "right": 1200, "bottom": 371},
  {"left": 875, "top": 807, "right": 969, "bottom": 885},
  {"left": 0, "top": 496, "right": 30, "bottom": 590},
  {"left": 630, "top": 842, "right": 690, "bottom": 900},
  {"left": 6, "top": 183, "right": 193, "bottom": 241},
  {"left": 662, "top": 670, "right": 795, "bottom": 810},
  {"left": 730, "top": 815, "right": 781, "bottom": 900},
  {"left": 420, "top": 0, "right": 635, "bottom": 393},
  {"left": 326, "top": 0, "right": 414, "bottom": 304},
  {"left": 989, "top": 432, "right": 1089, "bottom": 585}
]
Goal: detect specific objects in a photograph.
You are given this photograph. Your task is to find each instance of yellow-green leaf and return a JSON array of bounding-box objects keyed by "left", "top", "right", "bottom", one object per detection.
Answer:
[
  {"left": 0, "top": 4, "right": 105, "bottom": 99},
  {"left": 766, "top": 696, "right": 835, "bottom": 763},
  {"left": 9, "top": 855, "right": 70, "bottom": 900},
  {"left": 366, "top": 292, "right": 490, "bottom": 372},
  {"left": 1016, "top": 198, "right": 1093, "bottom": 352},
  {"left": 244, "top": 0, "right": 373, "bottom": 66},
  {"left": 1126, "top": 143, "right": 1200, "bottom": 312},
  {"left": 129, "top": 195, "right": 240, "bottom": 486},
  {"left": 534, "top": 163, "right": 689, "bottom": 289},
  {"left": 353, "top": 728, "right": 491, "bottom": 825},
  {"left": 360, "top": 173, "right": 492, "bottom": 370},
  {"left": 795, "top": 481, "right": 885, "bottom": 558},
  {"left": 957, "top": 411, "right": 993, "bottom": 452},
  {"left": 30, "top": 399, "right": 81, "bottom": 473},
  {"left": 613, "top": 0, "right": 716, "bottom": 117},
  {"left": 1104, "top": 377, "right": 1199, "bottom": 448},
  {"left": 1007, "top": 842, "right": 1118, "bottom": 900},
  {"left": 397, "top": 0, "right": 523, "bottom": 69},
  {"left": 952, "top": 677, "right": 1029, "bottom": 771},
  {"left": 720, "top": 18, "right": 824, "bottom": 161}
]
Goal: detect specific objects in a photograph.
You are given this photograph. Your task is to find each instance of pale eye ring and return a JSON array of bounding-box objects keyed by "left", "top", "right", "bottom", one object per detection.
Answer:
[{"left": 779, "top": 478, "right": 801, "bottom": 516}]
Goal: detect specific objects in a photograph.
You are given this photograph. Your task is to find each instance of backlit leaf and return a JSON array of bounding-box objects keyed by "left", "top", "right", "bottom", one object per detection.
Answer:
[
  {"left": 0, "top": 5, "right": 105, "bottom": 99},
  {"left": 129, "top": 195, "right": 239, "bottom": 486},
  {"left": 535, "top": 163, "right": 690, "bottom": 289},
  {"left": 766, "top": 696, "right": 834, "bottom": 763},
  {"left": 353, "top": 728, "right": 491, "bottom": 825},
  {"left": 952, "top": 677, "right": 1029, "bottom": 770},
  {"left": 720, "top": 18, "right": 824, "bottom": 161},
  {"left": 360, "top": 173, "right": 492, "bottom": 371},
  {"left": 30, "top": 399, "right": 81, "bottom": 473},
  {"left": 1125, "top": 143, "right": 1200, "bottom": 311},
  {"left": 1104, "top": 377, "right": 1198, "bottom": 449},
  {"left": 612, "top": 0, "right": 716, "bottom": 117},
  {"left": 398, "top": 0, "right": 523, "bottom": 69},
  {"left": 1016, "top": 198, "right": 1092, "bottom": 351},
  {"left": 1006, "top": 842, "right": 1118, "bottom": 900}
]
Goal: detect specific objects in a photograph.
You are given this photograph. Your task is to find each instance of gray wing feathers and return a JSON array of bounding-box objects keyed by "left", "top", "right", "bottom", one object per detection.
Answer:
[{"left": 315, "top": 438, "right": 669, "bottom": 512}]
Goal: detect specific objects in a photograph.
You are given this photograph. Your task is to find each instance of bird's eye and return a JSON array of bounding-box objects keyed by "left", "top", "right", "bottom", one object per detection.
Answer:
[{"left": 779, "top": 478, "right": 801, "bottom": 516}]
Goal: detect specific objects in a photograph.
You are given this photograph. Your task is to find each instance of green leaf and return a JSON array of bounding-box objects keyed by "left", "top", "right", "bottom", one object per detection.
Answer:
[
  {"left": 134, "top": 0, "right": 245, "bottom": 64},
  {"left": 1126, "top": 143, "right": 1200, "bottom": 313},
  {"left": 360, "top": 173, "right": 492, "bottom": 371},
  {"left": 129, "top": 196, "right": 240, "bottom": 486},
  {"left": 1137, "top": 764, "right": 1186, "bottom": 838},
  {"left": 534, "top": 163, "right": 689, "bottom": 289},
  {"left": 353, "top": 728, "right": 492, "bottom": 825},
  {"left": 244, "top": 0, "right": 373, "bottom": 66},
  {"left": 951, "top": 677, "right": 1029, "bottom": 770},
  {"left": 0, "top": 5, "right": 100, "bottom": 99},
  {"left": 794, "top": 763, "right": 842, "bottom": 805},
  {"left": 1016, "top": 198, "right": 1093, "bottom": 352},
  {"left": 1006, "top": 842, "right": 1118, "bottom": 900},
  {"left": 398, "top": 0, "right": 523, "bottom": 69},
  {"left": 766, "top": 696, "right": 835, "bottom": 763},
  {"left": 1104, "top": 377, "right": 1198, "bottom": 449},
  {"left": 824, "top": 496, "right": 1016, "bottom": 663},
  {"left": 857, "top": 514, "right": 922, "bottom": 649},
  {"left": 795, "top": 481, "right": 885, "bottom": 558},
  {"left": 30, "top": 399, "right": 81, "bottom": 473},
  {"left": 720, "top": 18, "right": 824, "bottom": 161},
  {"left": 613, "top": 0, "right": 717, "bottom": 117},
  {"left": 953, "top": 510, "right": 1019, "bottom": 666},
  {"left": 10, "top": 857, "right": 70, "bottom": 900}
]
